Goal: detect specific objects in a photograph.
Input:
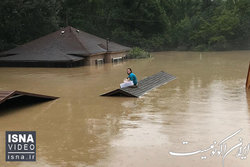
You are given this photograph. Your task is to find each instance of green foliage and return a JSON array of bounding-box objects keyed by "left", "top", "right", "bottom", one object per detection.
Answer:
[
  {"left": 126, "top": 47, "right": 151, "bottom": 59},
  {"left": 1, "top": 0, "right": 250, "bottom": 52},
  {"left": 0, "top": 0, "right": 59, "bottom": 51}
]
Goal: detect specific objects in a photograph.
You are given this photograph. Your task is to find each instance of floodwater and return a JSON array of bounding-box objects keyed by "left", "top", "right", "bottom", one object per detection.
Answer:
[{"left": 0, "top": 51, "right": 250, "bottom": 167}]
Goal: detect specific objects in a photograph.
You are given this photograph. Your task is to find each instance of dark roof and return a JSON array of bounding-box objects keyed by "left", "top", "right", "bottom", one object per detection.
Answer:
[
  {"left": 0, "top": 90, "right": 58, "bottom": 105},
  {"left": 0, "top": 26, "right": 130, "bottom": 67},
  {"left": 101, "top": 71, "right": 176, "bottom": 97}
]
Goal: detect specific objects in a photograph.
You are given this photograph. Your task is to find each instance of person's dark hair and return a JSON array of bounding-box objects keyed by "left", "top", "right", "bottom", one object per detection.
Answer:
[{"left": 127, "top": 68, "right": 132, "bottom": 73}]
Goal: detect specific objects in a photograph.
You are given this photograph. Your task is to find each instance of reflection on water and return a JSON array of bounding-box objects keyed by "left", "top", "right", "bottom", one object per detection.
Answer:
[{"left": 0, "top": 51, "right": 250, "bottom": 167}]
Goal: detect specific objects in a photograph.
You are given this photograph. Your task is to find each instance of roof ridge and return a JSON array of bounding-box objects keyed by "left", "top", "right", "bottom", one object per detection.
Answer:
[{"left": 69, "top": 27, "right": 91, "bottom": 55}]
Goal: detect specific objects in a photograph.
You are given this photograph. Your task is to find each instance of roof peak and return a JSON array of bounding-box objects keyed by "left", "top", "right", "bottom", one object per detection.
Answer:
[{"left": 0, "top": 26, "right": 131, "bottom": 58}]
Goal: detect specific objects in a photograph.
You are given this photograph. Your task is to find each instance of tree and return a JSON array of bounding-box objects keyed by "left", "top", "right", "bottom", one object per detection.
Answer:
[{"left": 0, "top": 0, "right": 59, "bottom": 51}]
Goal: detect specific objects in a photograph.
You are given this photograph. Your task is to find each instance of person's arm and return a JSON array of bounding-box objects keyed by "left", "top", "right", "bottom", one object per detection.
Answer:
[{"left": 127, "top": 74, "right": 131, "bottom": 80}]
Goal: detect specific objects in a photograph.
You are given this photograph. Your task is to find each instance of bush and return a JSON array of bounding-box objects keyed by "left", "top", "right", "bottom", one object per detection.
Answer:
[
  {"left": 126, "top": 47, "right": 151, "bottom": 59},
  {"left": 193, "top": 44, "right": 209, "bottom": 51}
]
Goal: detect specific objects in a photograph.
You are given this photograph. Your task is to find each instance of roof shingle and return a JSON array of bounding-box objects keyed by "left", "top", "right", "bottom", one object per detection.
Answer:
[{"left": 0, "top": 26, "right": 130, "bottom": 66}]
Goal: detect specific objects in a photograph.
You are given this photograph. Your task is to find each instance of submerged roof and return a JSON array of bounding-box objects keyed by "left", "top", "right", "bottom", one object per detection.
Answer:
[
  {"left": 0, "top": 90, "right": 58, "bottom": 105},
  {"left": 101, "top": 71, "right": 176, "bottom": 97},
  {"left": 0, "top": 26, "right": 130, "bottom": 67}
]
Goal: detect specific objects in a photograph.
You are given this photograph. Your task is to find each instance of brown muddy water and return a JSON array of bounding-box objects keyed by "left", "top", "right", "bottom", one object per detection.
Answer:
[{"left": 0, "top": 51, "right": 250, "bottom": 167}]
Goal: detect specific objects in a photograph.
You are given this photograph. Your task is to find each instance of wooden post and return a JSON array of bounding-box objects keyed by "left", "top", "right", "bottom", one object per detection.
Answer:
[{"left": 246, "top": 63, "right": 250, "bottom": 90}]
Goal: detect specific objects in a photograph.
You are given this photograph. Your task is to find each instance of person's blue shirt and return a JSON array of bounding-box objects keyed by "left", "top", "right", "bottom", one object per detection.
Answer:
[{"left": 128, "top": 73, "right": 138, "bottom": 85}]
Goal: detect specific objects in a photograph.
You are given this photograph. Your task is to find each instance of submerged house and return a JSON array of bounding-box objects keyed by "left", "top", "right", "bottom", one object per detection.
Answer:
[{"left": 0, "top": 26, "right": 131, "bottom": 67}]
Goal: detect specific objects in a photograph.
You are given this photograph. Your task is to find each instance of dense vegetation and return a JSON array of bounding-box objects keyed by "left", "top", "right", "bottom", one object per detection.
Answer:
[
  {"left": 126, "top": 47, "right": 151, "bottom": 59},
  {"left": 1, "top": 0, "right": 250, "bottom": 52}
]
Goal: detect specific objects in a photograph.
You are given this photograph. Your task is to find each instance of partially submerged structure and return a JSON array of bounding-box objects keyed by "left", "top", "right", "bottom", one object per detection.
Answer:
[
  {"left": 0, "top": 26, "right": 130, "bottom": 67},
  {"left": 0, "top": 90, "right": 58, "bottom": 104},
  {"left": 101, "top": 71, "right": 176, "bottom": 97},
  {"left": 247, "top": 63, "right": 250, "bottom": 90},
  {"left": 0, "top": 90, "right": 58, "bottom": 109}
]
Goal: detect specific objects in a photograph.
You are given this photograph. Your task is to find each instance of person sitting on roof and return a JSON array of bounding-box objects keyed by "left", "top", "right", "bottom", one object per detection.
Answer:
[{"left": 120, "top": 68, "right": 138, "bottom": 88}]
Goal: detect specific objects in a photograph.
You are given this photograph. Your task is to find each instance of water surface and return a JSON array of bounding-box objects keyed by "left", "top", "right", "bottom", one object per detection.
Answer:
[{"left": 0, "top": 51, "right": 250, "bottom": 167}]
